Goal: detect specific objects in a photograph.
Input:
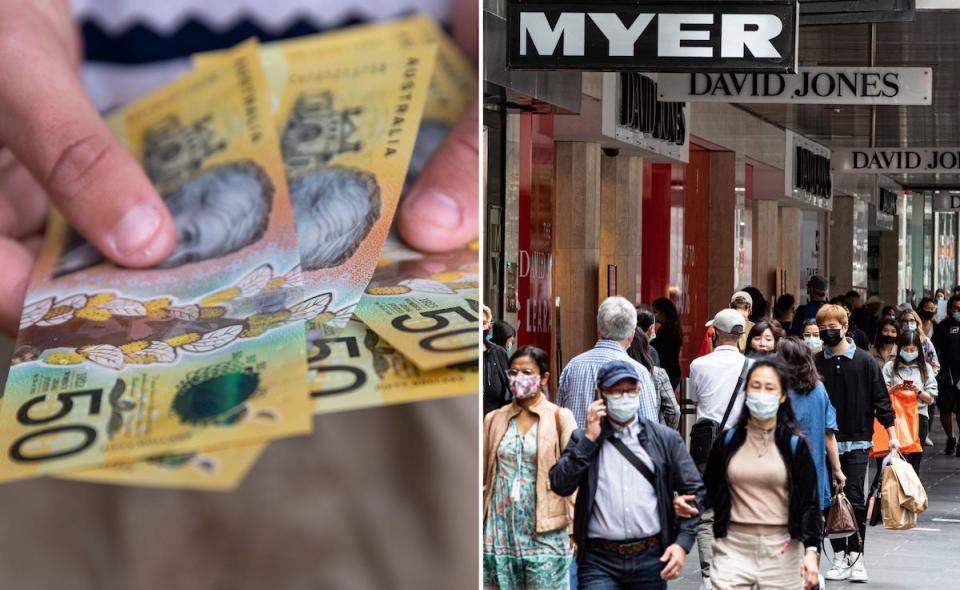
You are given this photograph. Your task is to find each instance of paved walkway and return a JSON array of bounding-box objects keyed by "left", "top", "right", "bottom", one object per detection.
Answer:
[{"left": 671, "top": 417, "right": 960, "bottom": 589}]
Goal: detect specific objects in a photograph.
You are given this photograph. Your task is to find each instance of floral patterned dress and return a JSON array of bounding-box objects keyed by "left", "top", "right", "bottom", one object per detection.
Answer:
[{"left": 483, "top": 418, "right": 570, "bottom": 590}]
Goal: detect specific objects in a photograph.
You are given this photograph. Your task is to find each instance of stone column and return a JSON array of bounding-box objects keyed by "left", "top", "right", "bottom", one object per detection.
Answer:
[
  {"left": 553, "top": 142, "right": 602, "bottom": 365},
  {"left": 828, "top": 195, "right": 855, "bottom": 297},
  {"left": 752, "top": 199, "right": 780, "bottom": 298},
  {"left": 878, "top": 221, "right": 901, "bottom": 303},
  {"left": 707, "top": 151, "right": 738, "bottom": 315},
  {"left": 778, "top": 207, "right": 802, "bottom": 298},
  {"left": 599, "top": 153, "right": 643, "bottom": 306}
]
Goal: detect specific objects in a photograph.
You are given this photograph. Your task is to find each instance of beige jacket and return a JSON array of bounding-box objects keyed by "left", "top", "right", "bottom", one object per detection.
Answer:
[{"left": 483, "top": 395, "right": 577, "bottom": 533}]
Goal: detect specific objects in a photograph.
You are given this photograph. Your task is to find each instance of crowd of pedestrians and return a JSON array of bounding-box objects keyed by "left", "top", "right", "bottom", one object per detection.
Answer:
[{"left": 483, "top": 281, "right": 959, "bottom": 589}]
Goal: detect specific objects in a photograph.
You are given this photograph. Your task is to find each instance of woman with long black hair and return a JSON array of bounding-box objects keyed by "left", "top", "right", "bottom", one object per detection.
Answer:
[
  {"left": 703, "top": 359, "right": 822, "bottom": 590},
  {"left": 627, "top": 327, "right": 680, "bottom": 429},
  {"left": 651, "top": 297, "right": 683, "bottom": 389}
]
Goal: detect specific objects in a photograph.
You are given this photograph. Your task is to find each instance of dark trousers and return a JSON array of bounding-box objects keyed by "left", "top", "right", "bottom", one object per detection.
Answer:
[
  {"left": 830, "top": 448, "right": 868, "bottom": 554},
  {"left": 579, "top": 543, "right": 666, "bottom": 590}
]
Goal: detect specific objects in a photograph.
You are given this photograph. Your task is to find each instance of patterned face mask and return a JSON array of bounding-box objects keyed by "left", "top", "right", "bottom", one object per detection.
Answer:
[{"left": 509, "top": 373, "right": 541, "bottom": 400}]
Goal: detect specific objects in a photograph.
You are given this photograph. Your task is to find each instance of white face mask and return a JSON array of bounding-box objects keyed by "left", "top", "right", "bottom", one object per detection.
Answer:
[
  {"left": 745, "top": 392, "right": 780, "bottom": 420},
  {"left": 803, "top": 336, "right": 822, "bottom": 351},
  {"left": 605, "top": 394, "right": 640, "bottom": 423}
]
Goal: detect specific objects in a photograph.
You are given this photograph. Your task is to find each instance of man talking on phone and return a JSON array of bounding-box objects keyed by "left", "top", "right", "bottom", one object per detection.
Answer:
[{"left": 550, "top": 360, "right": 704, "bottom": 589}]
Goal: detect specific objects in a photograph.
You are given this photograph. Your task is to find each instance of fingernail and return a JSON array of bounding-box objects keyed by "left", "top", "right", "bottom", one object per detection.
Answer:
[
  {"left": 110, "top": 202, "right": 163, "bottom": 258},
  {"left": 408, "top": 192, "right": 462, "bottom": 231}
]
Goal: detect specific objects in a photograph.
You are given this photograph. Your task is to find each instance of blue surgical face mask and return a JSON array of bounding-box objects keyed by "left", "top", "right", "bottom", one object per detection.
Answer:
[
  {"left": 745, "top": 392, "right": 781, "bottom": 420},
  {"left": 954, "top": 312, "right": 960, "bottom": 322},
  {"left": 900, "top": 350, "right": 919, "bottom": 362},
  {"left": 903, "top": 321, "right": 918, "bottom": 333},
  {"left": 605, "top": 394, "right": 640, "bottom": 423}
]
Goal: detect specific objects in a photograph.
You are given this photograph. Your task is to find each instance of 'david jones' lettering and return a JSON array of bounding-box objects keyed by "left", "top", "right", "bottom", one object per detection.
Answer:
[
  {"left": 618, "top": 73, "right": 686, "bottom": 145},
  {"left": 852, "top": 151, "right": 921, "bottom": 170},
  {"left": 794, "top": 72, "right": 900, "bottom": 98},
  {"left": 927, "top": 151, "right": 960, "bottom": 170},
  {"left": 689, "top": 73, "right": 787, "bottom": 97},
  {"left": 518, "top": 11, "right": 784, "bottom": 58}
]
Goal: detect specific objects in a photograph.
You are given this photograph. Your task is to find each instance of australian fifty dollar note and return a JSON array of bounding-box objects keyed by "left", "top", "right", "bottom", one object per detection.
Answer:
[{"left": 0, "top": 41, "right": 313, "bottom": 483}]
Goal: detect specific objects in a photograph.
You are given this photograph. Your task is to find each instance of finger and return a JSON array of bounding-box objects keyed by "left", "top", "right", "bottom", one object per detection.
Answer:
[
  {"left": 0, "top": 29, "right": 175, "bottom": 268},
  {"left": 0, "top": 234, "right": 40, "bottom": 335},
  {"left": 451, "top": 0, "right": 478, "bottom": 64},
  {"left": 0, "top": 151, "right": 49, "bottom": 238},
  {"left": 397, "top": 99, "right": 478, "bottom": 252}
]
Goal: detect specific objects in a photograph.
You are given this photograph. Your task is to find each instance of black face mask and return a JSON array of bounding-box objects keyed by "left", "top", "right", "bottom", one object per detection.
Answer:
[
  {"left": 880, "top": 335, "right": 897, "bottom": 345},
  {"left": 918, "top": 309, "right": 935, "bottom": 320},
  {"left": 821, "top": 328, "right": 843, "bottom": 347}
]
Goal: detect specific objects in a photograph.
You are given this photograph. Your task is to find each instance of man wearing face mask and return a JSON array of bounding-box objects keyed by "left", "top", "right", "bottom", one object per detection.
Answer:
[
  {"left": 933, "top": 296, "right": 960, "bottom": 455},
  {"left": 557, "top": 297, "right": 658, "bottom": 430},
  {"left": 483, "top": 305, "right": 512, "bottom": 415},
  {"left": 813, "top": 305, "right": 897, "bottom": 583},
  {"left": 550, "top": 360, "right": 704, "bottom": 589}
]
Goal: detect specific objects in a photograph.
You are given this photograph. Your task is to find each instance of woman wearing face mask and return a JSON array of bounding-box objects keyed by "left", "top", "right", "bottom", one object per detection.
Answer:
[
  {"left": 746, "top": 321, "right": 784, "bottom": 357},
  {"left": 899, "top": 308, "right": 941, "bottom": 376},
  {"left": 916, "top": 297, "right": 938, "bottom": 338},
  {"left": 871, "top": 318, "right": 900, "bottom": 367},
  {"left": 801, "top": 319, "right": 822, "bottom": 354},
  {"left": 881, "top": 331, "right": 938, "bottom": 475},
  {"left": 703, "top": 360, "right": 823, "bottom": 590},
  {"left": 492, "top": 320, "right": 517, "bottom": 355},
  {"left": 484, "top": 346, "right": 578, "bottom": 590}
]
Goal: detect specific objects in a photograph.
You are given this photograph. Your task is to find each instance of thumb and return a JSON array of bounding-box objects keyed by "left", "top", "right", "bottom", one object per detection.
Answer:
[
  {"left": 0, "top": 36, "right": 174, "bottom": 268},
  {"left": 397, "top": 99, "right": 478, "bottom": 252}
]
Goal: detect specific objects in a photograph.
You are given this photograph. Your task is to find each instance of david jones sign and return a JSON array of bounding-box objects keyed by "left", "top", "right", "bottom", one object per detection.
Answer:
[
  {"left": 832, "top": 148, "right": 960, "bottom": 174},
  {"left": 657, "top": 67, "right": 932, "bottom": 104},
  {"left": 507, "top": 1, "right": 799, "bottom": 72}
]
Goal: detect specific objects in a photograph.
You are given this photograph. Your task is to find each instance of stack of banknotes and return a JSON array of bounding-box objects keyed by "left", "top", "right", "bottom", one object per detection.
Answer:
[{"left": 0, "top": 15, "right": 478, "bottom": 491}]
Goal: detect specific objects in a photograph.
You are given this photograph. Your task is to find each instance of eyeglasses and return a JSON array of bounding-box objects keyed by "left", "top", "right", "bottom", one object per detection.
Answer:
[{"left": 603, "top": 390, "right": 641, "bottom": 400}]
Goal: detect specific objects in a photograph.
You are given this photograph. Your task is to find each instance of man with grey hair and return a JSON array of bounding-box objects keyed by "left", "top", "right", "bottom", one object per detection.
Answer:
[{"left": 556, "top": 297, "right": 658, "bottom": 429}]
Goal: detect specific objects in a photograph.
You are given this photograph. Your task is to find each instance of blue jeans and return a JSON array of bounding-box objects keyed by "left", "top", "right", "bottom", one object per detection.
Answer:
[
  {"left": 579, "top": 543, "right": 667, "bottom": 590},
  {"left": 570, "top": 556, "right": 578, "bottom": 590}
]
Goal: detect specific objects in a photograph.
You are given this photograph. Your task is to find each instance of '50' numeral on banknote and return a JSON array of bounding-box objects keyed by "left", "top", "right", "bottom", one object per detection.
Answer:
[
  {"left": 391, "top": 306, "right": 477, "bottom": 353},
  {"left": 309, "top": 337, "right": 367, "bottom": 397},
  {"left": 8, "top": 389, "right": 103, "bottom": 463}
]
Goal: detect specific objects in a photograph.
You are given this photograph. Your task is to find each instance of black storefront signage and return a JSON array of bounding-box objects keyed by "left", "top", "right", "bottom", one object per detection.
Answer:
[
  {"left": 657, "top": 67, "right": 931, "bottom": 105},
  {"left": 833, "top": 148, "right": 960, "bottom": 174},
  {"left": 618, "top": 73, "right": 686, "bottom": 146},
  {"left": 507, "top": 1, "right": 799, "bottom": 72},
  {"left": 795, "top": 145, "right": 832, "bottom": 199},
  {"left": 878, "top": 187, "right": 897, "bottom": 216}
]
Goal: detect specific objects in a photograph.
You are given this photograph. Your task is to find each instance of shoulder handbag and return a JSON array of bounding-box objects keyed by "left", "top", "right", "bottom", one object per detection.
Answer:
[
  {"left": 688, "top": 358, "right": 750, "bottom": 469},
  {"left": 608, "top": 436, "right": 656, "bottom": 488}
]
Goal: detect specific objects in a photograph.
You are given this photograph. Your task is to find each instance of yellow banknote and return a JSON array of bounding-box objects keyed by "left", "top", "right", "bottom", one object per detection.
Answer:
[
  {"left": 0, "top": 41, "right": 313, "bottom": 483},
  {"left": 57, "top": 443, "right": 267, "bottom": 492},
  {"left": 355, "top": 237, "right": 480, "bottom": 371},
  {"left": 192, "top": 13, "right": 475, "bottom": 126},
  {"left": 309, "top": 316, "right": 477, "bottom": 414}
]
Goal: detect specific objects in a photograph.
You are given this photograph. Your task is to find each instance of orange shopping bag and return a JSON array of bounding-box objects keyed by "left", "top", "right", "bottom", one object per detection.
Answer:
[{"left": 871, "top": 386, "right": 921, "bottom": 458}]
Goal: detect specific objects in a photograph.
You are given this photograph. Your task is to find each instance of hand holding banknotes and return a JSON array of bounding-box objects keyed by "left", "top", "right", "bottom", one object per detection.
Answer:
[
  {"left": 0, "top": 0, "right": 478, "bottom": 336},
  {"left": 0, "top": 0, "right": 177, "bottom": 333}
]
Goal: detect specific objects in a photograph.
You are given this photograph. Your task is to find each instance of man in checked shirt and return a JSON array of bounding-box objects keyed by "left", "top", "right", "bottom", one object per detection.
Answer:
[{"left": 557, "top": 297, "right": 659, "bottom": 429}]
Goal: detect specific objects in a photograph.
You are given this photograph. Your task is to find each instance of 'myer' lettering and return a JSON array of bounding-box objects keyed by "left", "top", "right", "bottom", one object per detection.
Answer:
[{"left": 518, "top": 12, "right": 784, "bottom": 59}]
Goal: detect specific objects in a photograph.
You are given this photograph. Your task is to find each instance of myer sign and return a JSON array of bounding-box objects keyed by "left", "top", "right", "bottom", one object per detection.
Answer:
[
  {"left": 658, "top": 67, "right": 932, "bottom": 104},
  {"left": 833, "top": 148, "right": 960, "bottom": 174},
  {"left": 507, "top": 1, "right": 799, "bottom": 72}
]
